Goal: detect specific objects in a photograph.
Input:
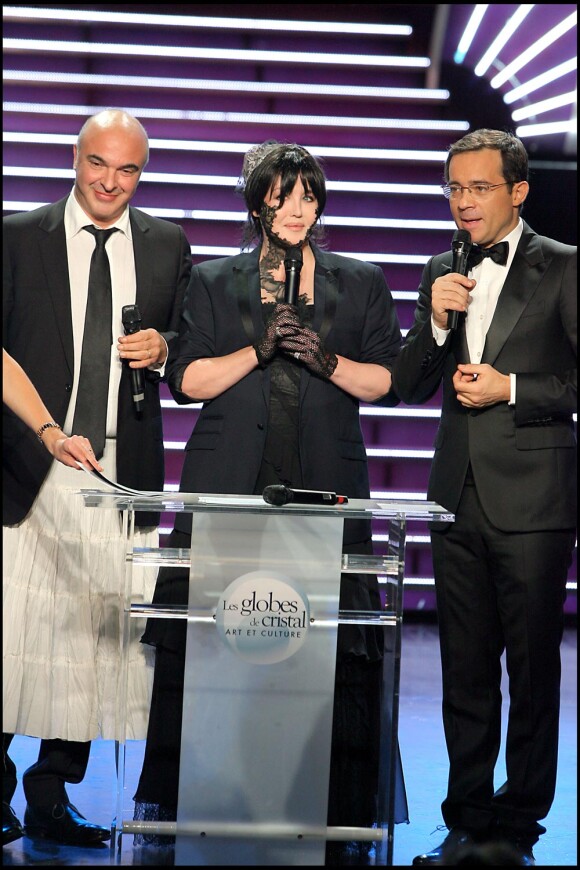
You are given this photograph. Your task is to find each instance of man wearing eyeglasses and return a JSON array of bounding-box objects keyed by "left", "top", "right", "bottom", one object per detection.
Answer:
[{"left": 393, "top": 128, "right": 576, "bottom": 866}]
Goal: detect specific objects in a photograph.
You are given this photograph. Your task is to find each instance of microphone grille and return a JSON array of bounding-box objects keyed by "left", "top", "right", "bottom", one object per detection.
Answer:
[
  {"left": 452, "top": 229, "right": 472, "bottom": 246},
  {"left": 262, "top": 485, "right": 290, "bottom": 506}
]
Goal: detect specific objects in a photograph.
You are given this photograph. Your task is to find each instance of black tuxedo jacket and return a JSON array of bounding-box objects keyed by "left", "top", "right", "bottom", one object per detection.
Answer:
[
  {"left": 3, "top": 197, "right": 192, "bottom": 526},
  {"left": 392, "top": 221, "right": 577, "bottom": 532},
  {"left": 166, "top": 244, "right": 402, "bottom": 543}
]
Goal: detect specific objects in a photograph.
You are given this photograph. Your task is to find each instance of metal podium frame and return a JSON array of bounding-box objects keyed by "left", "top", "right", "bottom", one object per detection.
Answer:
[{"left": 80, "top": 490, "right": 453, "bottom": 866}]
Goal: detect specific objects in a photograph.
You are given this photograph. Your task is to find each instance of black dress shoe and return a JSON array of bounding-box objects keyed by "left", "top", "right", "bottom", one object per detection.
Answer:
[
  {"left": 492, "top": 826, "right": 536, "bottom": 866},
  {"left": 2, "top": 802, "right": 24, "bottom": 846},
  {"left": 23, "top": 802, "right": 110, "bottom": 846},
  {"left": 412, "top": 826, "right": 476, "bottom": 865}
]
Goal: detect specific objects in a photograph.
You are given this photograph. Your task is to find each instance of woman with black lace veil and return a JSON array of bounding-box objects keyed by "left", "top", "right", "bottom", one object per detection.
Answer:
[{"left": 133, "top": 141, "right": 406, "bottom": 864}]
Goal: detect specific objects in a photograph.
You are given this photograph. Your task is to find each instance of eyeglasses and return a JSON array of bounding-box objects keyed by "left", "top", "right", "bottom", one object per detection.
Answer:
[{"left": 441, "top": 182, "right": 511, "bottom": 200}]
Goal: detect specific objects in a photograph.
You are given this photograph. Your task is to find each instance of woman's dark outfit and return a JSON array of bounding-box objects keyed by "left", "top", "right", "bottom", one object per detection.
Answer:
[{"left": 133, "top": 246, "right": 406, "bottom": 860}]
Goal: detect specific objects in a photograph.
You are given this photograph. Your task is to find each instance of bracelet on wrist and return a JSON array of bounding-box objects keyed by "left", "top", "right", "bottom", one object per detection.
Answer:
[{"left": 36, "top": 421, "right": 62, "bottom": 443}]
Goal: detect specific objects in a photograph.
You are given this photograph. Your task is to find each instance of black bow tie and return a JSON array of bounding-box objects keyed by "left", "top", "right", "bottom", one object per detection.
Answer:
[{"left": 467, "top": 241, "right": 509, "bottom": 269}]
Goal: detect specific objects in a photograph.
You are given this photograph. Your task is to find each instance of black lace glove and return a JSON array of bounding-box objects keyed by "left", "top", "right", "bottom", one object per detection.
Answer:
[
  {"left": 253, "top": 303, "right": 301, "bottom": 367},
  {"left": 278, "top": 326, "right": 338, "bottom": 379}
]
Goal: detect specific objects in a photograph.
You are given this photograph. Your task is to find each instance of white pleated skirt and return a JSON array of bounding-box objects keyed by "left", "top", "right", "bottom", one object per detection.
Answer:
[{"left": 3, "top": 440, "right": 158, "bottom": 742}]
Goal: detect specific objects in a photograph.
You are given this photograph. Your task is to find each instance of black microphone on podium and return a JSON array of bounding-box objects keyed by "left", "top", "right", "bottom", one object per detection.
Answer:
[
  {"left": 448, "top": 229, "right": 473, "bottom": 331},
  {"left": 283, "top": 246, "right": 303, "bottom": 305},
  {"left": 121, "top": 304, "right": 145, "bottom": 414},
  {"left": 262, "top": 485, "right": 348, "bottom": 506}
]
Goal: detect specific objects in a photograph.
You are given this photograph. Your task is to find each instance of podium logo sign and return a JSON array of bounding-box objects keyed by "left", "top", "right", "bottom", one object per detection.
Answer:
[{"left": 216, "top": 570, "right": 310, "bottom": 665}]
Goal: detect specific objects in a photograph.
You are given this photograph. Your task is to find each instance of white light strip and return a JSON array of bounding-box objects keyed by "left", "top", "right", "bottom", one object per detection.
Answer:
[
  {"left": 163, "top": 442, "right": 434, "bottom": 458},
  {"left": 371, "top": 491, "right": 428, "bottom": 500},
  {"left": 2, "top": 70, "right": 447, "bottom": 102},
  {"left": 16, "top": 203, "right": 444, "bottom": 231},
  {"left": 503, "top": 58, "right": 577, "bottom": 104},
  {"left": 490, "top": 11, "right": 577, "bottom": 90},
  {"left": 185, "top": 246, "right": 432, "bottom": 265},
  {"left": 0, "top": 192, "right": 455, "bottom": 231},
  {"left": 3, "top": 38, "right": 431, "bottom": 69},
  {"left": 160, "top": 400, "right": 441, "bottom": 419},
  {"left": 474, "top": 4, "right": 535, "bottom": 77},
  {"left": 516, "top": 119, "right": 577, "bottom": 137},
  {"left": 360, "top": 406, "right": 440, "bottom": 417},
  {"left": 325, "top": 216, "right": 455, "bottom": 231},
  {"left": 401, "top": 578, "right": 436, "bottom": 587},
  {"left": 510, "top": 90, "right": 577, "bottom": 121},
  {"left": 454, "top": 4, "right": 489, "bottom": 65},
  {"left": 158, "top": 483, "right": 423, "bottom": 496},
  {"left": 374, "top": 534, "right": 431, "bottom": 544},
  {"left": 0, "top": 163, "right": 446, "bottom": 196},
  {"left": 3, "top": 201, "right": 52, "bottom": 212},
  {"left": 2, "top": 132, "right": 448, "bottom": 163},
  {"left": 2, "top": 101, "right": 463, "bottom": 133},
  {"left": 3, "top": 199, "right": 453, "bottom": 232},
  {"left": 156, "top": 487, "right": 427, "bottom": 501},
  {"left": 169, "top": 210, "right": 454, "bottom": 232},
  {"left": 0, "top": 217, "right": 432, "bottom": 267},
  {"left": 2, "top": 6, "right": 413, "bottom": 36},
  {"left": 366, "top": 448, "right": 434, "bottom": 459}
]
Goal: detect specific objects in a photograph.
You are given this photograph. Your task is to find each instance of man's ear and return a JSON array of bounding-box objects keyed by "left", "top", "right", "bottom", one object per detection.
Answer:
[{"left": 513, "top": 181, "right": 529, "bottom": 207}]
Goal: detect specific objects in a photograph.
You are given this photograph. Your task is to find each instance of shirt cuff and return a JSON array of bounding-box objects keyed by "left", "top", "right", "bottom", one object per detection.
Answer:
[
  {"left": 431, "top": 317, "right": 449, "bottom": 346},
  {"left": 509, "top": 372, "right": 516, "bottom": 405},
  {"left": 148, "top": 336, "right": 169, "bottom": 376}
]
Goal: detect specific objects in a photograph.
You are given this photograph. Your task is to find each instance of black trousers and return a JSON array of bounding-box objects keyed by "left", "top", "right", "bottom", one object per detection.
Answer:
[
  {"left": 3, "top": 732, "right": 91, "bottom": 808},
  {"left": 430, "top": 480, "right": 574, "bottom": 842}
]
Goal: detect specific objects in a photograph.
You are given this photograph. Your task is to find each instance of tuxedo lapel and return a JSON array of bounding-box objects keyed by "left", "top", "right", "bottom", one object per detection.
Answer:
[
  {"left": 38, "top": 199, "right": 74, "bottom": 375},
  {"left": 457, "top": 319, "right": 471, "bottom": 363},
  {"left": 482, "top": 228, "right": 547, "bottom": 366}
]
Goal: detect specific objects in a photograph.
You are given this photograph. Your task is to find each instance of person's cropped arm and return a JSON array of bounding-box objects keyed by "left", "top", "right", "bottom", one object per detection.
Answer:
[
  {"left": 330, "top": 357, "right": 392, "bottom": 403},
  {"left": 2, "top": 349, "right": 102, "bottom": 470},
  {"left": 178, "top": 345, "right": 261, "bottom": 401},
  {"left": 392, "top": 259, "right": 457, "bottom": 405}
]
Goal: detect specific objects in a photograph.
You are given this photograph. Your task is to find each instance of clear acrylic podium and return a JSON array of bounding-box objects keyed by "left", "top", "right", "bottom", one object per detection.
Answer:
[{"left": 80, "top": 490, "right": 453, "bottom": 866}]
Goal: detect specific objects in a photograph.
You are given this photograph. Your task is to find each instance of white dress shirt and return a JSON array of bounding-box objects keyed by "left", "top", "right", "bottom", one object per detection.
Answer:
[
  {"left": 432, "top": 219, "right": 524, "bottom": 403},
  {"left": 63, "top": 191, "right": 137, "bottom": 438}
]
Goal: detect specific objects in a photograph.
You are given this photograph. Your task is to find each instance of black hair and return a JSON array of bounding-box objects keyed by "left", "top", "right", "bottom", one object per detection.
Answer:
[{"left": 238, "top": 142, "right": 328, "bottom": 249}]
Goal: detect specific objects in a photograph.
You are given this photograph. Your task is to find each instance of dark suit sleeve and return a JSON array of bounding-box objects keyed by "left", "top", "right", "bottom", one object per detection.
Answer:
[
  {"left": 157, "top": 226, "right": 192, "bottom": 365},
  {"left": 512, "top": 246, "right": 577, "bottom": 426},
  {"left": 166, "top": 263, "right": 217, "bottom": 403},
  {"left": 358, "top": 264, "right": 402, "bottom": 407},
  {"left": 392, "top": 256, "right": 451, "bottom": 405},
  {"left": 3, "top": 230, "right": 15, "bottom": 346}
]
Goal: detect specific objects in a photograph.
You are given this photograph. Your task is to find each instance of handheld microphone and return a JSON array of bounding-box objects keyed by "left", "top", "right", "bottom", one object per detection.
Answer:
[
  {"left": 283, "top": 246, "right": 303, "bottom": 305},
  {"left": 448, "top": 229, "right": 472, "bottom": 331},
  {"left": 121, "top": 304, "right": 145, "bottom": 414},
  {"left": 262, "top": 485, "right": 348, "bottom": 506}
]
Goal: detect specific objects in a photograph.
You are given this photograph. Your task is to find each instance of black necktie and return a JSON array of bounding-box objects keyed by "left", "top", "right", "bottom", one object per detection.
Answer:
[
  {"left": 72, "top": 226, "right": 118, "bottom": 459},
  {"left": 467, "top": 241, "right": 509, "bottom": 270}
]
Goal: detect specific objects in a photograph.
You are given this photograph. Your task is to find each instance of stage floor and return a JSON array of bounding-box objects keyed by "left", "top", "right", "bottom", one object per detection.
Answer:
[{"left": 3, "top": 621, "right": 576, "bottom": 866}]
